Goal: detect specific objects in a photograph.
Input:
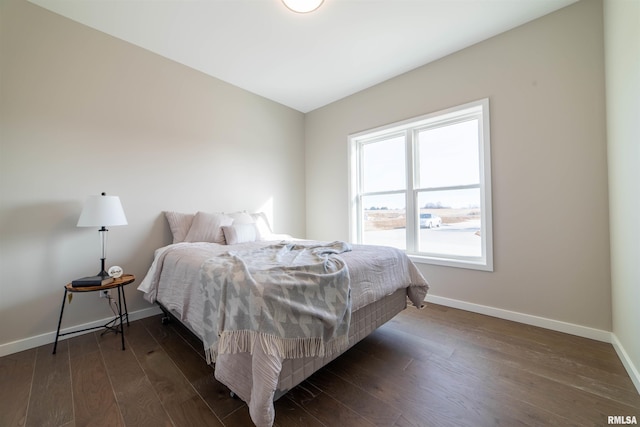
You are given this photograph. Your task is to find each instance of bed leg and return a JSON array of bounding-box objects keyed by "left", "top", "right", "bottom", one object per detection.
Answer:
[{"left": 158, "top": 304, "right": 172, "bottom": 325}]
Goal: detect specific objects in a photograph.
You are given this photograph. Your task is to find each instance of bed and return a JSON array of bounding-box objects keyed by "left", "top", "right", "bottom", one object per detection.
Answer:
[{"left": 138, "top": 211, "right": 429, "bottom": 427}]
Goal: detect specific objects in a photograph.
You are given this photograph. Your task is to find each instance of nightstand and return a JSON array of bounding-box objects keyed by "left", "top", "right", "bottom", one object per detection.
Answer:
[{"left": 52, "top": 274, "right": 135, "bottom": 354}]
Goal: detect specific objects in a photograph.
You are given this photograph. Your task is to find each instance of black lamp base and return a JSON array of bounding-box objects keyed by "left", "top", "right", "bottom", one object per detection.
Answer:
[{"left": 97, "top": 258, "right": 109, "bottom": 279}]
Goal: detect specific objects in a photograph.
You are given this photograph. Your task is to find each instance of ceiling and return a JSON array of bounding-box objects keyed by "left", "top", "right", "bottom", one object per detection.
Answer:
[{"left": 29, "top": 0, "right": 577, "bottom": 113}]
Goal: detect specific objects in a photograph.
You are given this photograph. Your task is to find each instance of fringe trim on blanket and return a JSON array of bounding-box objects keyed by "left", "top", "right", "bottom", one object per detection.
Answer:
[{"left": 205, "top": 330, "right": 350, "bottom": 365}]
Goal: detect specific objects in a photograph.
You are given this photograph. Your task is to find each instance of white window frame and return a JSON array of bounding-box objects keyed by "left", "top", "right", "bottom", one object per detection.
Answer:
[{"left": 348, "top": 98, "right": 493, "bottom": 271}]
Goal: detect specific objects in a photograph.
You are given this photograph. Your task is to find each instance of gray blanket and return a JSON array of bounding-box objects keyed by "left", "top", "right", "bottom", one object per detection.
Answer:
[{"left": 200, "top": 241, "right": 353, "bottom": 364}]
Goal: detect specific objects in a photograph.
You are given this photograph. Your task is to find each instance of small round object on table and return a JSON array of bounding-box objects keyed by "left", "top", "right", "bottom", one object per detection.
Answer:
[{"left": 108, "top": 265, "right": 123, "bottom": 278}]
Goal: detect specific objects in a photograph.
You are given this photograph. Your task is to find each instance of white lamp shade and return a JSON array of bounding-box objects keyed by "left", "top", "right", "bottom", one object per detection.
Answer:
[
  {"left": 282, "top": 0, "right": 323, "bottom": 13},
  {"left": 77, "top": 194, "right": 128, "bottom": 227}
]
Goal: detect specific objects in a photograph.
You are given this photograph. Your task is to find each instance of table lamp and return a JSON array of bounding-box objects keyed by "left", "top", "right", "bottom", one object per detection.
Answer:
[{"left": 77, "top": 192, "right": 128, "bottom": 278}]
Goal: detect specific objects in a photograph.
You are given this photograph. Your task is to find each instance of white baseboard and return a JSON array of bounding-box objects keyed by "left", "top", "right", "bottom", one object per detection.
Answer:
[
  {"left": 611, "top": 334, "right": 640, "bottom": 395},
  {"left": 425, "top": 294, "right": 612, "bottom": 343},
  {"left": 0, "top": 305, "right": 162, "bottom": 358}
]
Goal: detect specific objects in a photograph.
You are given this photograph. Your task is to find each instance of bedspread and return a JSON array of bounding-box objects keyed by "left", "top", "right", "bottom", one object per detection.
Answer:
[
  {"left": 138, "top": 239, "right": 429, "bottom": 427},
  {"left": 200, "top": 241, "right": 353, "bottom": 364}
]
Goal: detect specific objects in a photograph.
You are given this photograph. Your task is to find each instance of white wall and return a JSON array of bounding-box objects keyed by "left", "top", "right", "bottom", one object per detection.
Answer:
[
  {"left": 305, "top": 1, "right": 611, "bottom": 331},
  {"left": 604, "top": 0, "right": 640, "bottom": 392},
  {"left": 0, "top": 0, "right": 305, "bottom": 354}
]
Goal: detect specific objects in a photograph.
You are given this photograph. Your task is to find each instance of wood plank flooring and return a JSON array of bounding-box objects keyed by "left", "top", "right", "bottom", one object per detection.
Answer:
[{"left": 1, "top": 303, "right": 638, "bottom": 426}]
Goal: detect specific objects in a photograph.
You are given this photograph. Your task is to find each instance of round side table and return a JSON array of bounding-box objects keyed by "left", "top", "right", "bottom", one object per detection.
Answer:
[{"left": 52, "top": 274, "right": 135, "bottom": 354}]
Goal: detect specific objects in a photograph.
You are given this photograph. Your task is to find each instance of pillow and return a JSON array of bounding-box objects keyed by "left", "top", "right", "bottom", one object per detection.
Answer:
[
  {"left": 184, "top": 211, "right": 233, "bottom": 244},
  {"left": 222, "top": 223, "right": 258, "bottom": 245},
  {"left": 250, "top": 212, "right": 274, "bottom": 239},
  {"left": 227, "top": 211, "right": 255, "bottom": 225},
  {"left": 164, "top": 211, "right": 194, "bottom": 244}
]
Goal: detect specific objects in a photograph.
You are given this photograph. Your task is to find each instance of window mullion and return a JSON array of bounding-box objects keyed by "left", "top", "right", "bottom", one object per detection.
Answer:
[
  {"left": 405, "top": 130, "right": 416, "bottom": 252},
  {"left": 357, "top": 142, "right": 365, "bottom": 243}
]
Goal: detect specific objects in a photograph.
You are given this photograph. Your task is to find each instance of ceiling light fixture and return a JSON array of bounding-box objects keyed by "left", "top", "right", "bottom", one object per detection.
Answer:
[{"left": 281, "top": 0, "right": 324, "bottom": 14}]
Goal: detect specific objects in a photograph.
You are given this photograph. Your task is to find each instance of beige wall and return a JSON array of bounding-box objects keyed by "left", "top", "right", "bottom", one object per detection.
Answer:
[
  {"left": 604, "top": 0, "right": 640, "bottom": 390},
  {"left": 305, "top": 0, "right": 611, "bottom": 330},
  {"left": 0, "top": 0, "right": 305, "bottom": 352}
]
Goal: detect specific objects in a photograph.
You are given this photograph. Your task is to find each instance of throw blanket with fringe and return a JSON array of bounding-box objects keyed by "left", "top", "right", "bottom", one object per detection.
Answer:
[{"left": 201, "top": 241, "right": 352, "bottom": 364}]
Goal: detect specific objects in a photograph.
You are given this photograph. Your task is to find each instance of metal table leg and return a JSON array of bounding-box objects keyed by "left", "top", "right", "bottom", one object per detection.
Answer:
[
  {"left": 117, "top": 284, "right": 125, "bottom": 350},
  {"left": 52, "top": 288, "right": 67, "bottom": 354},
  {"left": 121, "top": 284, "right": 129, "bottom": 327}
]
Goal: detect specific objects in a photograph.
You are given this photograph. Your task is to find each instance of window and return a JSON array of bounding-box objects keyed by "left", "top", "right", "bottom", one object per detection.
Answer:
[{"left": 349, "top": 99, "right": 493, "bottom": 271}]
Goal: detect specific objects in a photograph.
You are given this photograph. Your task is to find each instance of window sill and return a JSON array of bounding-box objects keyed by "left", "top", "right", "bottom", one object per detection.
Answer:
[{"left": 408, "top": 253, "right": 493, "bottom": 272}]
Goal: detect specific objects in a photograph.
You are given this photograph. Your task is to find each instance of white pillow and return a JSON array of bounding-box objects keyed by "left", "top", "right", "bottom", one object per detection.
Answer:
[
  {"left": 222, "top": 223, "right": 258, "bottom": 245},
  {"left": 184, "top": 212, "right": 233, "bottom": 244},
  {"left": 228, "top": 211, "right": 255, "bottom": 224},
  {"left": 164, "top": 211, "right": 194, "bottom": 243}
]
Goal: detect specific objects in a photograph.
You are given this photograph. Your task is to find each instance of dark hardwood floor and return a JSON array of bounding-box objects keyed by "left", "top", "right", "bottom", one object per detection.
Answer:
[{"left": 1, "top": 303, "right": 638, "bottom": 426}]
